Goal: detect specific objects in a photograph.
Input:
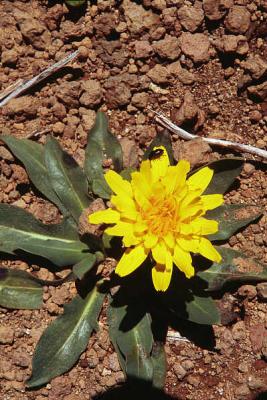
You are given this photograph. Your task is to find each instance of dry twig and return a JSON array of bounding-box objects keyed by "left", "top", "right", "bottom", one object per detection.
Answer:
[
  {"left": 0, "top": 51, "right": 79, "bottom": 107},
  {"left": 152, "top": 110, "right": 267, "bottom": 160}
]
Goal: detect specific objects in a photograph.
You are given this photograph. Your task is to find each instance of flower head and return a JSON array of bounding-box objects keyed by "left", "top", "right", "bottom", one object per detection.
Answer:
[{"left": 89, "top": 146, "right": 223, "bottom": 291}]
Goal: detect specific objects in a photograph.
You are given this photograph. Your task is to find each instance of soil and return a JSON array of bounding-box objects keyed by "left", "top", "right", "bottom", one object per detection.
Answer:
[{"left": 0, "top": 1, "right": 267, "bottom": 400}]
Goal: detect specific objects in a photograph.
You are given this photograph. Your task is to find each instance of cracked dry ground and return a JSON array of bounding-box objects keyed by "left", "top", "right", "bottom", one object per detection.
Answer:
[{"left": 0, "top": 0, "right": 267, "bottom": 399}]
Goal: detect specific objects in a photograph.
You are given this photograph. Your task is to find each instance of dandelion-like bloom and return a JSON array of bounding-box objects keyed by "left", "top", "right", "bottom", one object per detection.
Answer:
[{"left": 89, "top": 146, "right": 223, "bottom": 291}]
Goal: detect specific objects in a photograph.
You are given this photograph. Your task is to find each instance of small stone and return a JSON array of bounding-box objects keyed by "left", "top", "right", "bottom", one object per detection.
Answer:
[
  {"left": 177, "top": 5, "right": 204, "bottom": 32},
  {"left": 173, "top": 364, "right": 187, "bottom": 380},
  {"left": 175, "top": 138, "right": 211, "bottom": 168},
  {"left": 1, "top": 49, "right": 18, "bottom": 66},
  {"left": 238, "top": 361, "right": 249, "bottom": 373},
  {"left": 167, "top": 61, "right": 195, "bottom": 85},
  {"left": 248, "top": 82, "right": 267, "bottom": 100},
  {"left": 249, "top": 323, "right": 265, "bottom": 353},
  {"left": 108, "top": 353, "right": 121, "bottom": 372},
  {"left": 241, "top": 55, "right": 267, "bottom": 80},
  {"left": 238, "top": 285, "right": 257, "bottom": 300},
  {"left": 232, "top": 321, "right": 246, "bottom": 341},
  {"left": 203, "top": 0, "right": 233, "bottom": 21},
  {"left": 120, "top": 137, "right": 139, "bottom": 168},
  {"left": 180, "top": 32, "right": 210, "bottom": 63},
  {"left": 187, "top": 374, "right": 200, "bottom": 387},
  {"left": 257, "top": 282, "right": 267, "bottom": 301},
  {"left": 131, "top": 92, "right": 149, "bottom": 109},
  {"left": 153, "top": 34, "right": 181, "bottom": 60},
  {"left": 147, "top": 64, "right": 170, "bottom": 84},
  {"left": 78, "top": 46, "right": 89, "bottom": 60},
  {"left": 181, "top": 360, "right": 194, "bottom": 371},
  {"left": 235, "top": 383, "right": 250, "bottom": 399},
  {"left": 134, "top": 40, "right": 154, "bottom": 58},
  {"left": 248, "top": 110, "right": 262, "bottom": 123},
  {"left": 80, "top": 79, "right": 102, "bottom": 108},
  {"left": 242, "top": 163, "right": 255, "bottom": 177},
  {"left": 2, "top": 96, "right": 39, "bottom": 120},
  {"left": 52, "top": 122, "right": 65, "bottom": 135},
  {"left": 0, "top": 146, "right": 14, "bottom": 161},
  {"left": 224, "top": 6, "right": 251, "bottom": 34},
  {"left": 0, "top": 326, "right": 14, "bottom": 344}
]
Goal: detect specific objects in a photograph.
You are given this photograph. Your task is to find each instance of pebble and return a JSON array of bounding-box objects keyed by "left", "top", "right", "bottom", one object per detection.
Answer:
[
  {"left": 256, "top": 283, "right": 267, "bottom": 300},
  {"left": 0, "top": 326, "right": 15, "bottom": 344},
  {"left": 238, "top": 285, "right": 257, "bottom": 300},
  {"left": 173, "top": 364, "right": 187, "bottom": 380}
]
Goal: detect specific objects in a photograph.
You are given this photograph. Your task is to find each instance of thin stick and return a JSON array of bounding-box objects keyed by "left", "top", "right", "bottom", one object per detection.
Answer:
[
  {"left": 152, "top": 110, "right": 267, "bottom": 160},
  {"left": 0, "top": 50, "right": 79, "bottom": 107}
]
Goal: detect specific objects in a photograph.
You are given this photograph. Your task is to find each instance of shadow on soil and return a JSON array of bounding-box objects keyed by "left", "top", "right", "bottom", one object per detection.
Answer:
[{"left": 93, "top": 380, "right": 180, "bottom": 400}]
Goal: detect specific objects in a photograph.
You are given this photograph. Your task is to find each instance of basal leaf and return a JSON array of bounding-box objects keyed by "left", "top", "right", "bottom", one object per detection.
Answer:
[
  {"left": 207, "top": 204, "right": 262, "bottom": 241},
  {"left": 73, "top": 254, "right": 97, "bottom": 280},
  {"left": 0, "top": 268, "right": 43, "bottom": 309},
  {"left": 92, "top": 177, "right": 112, "bottom": 199},
  {"left": 27, "top": 287, "right": 105, "bottom": 388},
  {"left": 197, "top": 247, "right": 267, "bottom": 291},
  {"left": 201, "top": 158, "right": 243, "bottom": 195},
  {"left": 84, "top": 112, "right": 123, "bottom": 194},
  {"left": 151, "top": 342, "right": 166, "bottom": 389},
  {"left": 0, "top": 135, "right": 67, "bottom": 215},
  {"left": 45, "top": 136, "right": 91, "bottom": 222},
  {"left": 184, "top": 295, "right": 221, "bottom": 325},
  {"left": 108, "top": 300, "right": 154, "bottom": 382},
  {"left": 0, "top": 204, "right": 89, "bottom": 267},
  {"left": 143, "top": 130, "right": 174, "bottom": 165}
]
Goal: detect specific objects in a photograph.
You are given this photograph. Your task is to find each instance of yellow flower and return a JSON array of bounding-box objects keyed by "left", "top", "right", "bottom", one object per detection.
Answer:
[{"left": 89, "top": 146, "right": 223, "bottom": 292}]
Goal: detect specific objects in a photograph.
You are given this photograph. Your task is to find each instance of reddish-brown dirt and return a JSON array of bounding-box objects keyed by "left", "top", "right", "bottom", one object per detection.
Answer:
[{"left": 0, "top": 1, "right": 266, "bottom": 399}]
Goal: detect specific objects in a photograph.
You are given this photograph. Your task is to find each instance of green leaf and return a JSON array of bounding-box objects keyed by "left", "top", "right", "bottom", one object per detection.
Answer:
[
  {"left": 197, "top": 247, "right": 267, "bottom": 291},
  {"left": 0, "top": 135, "right": 67, "bottom": 215},
  {"left": 120, "top": 167, "right": 136, "bottom": 181},
  {"left": 185, "top": 295, "right": 221, "bottom": 325},
  {"left": 200, "top": 158, "right": 244, "bottom": 195},
  {"left": 0, "top": 204, "right": 89, "bottom": 267},
  {"left": 73, "top": 254, "right": 96, "bottom": 280},
  {"left": 143, "top": 131, "right": 174, "bottom": 165},
  {"left": 27, "top": 287, "right": 105, "bottom": 388},
  {"left": 207, "top": 204, "right": 262, "bottom": 241},
  {"left": 84, "top": 112, "right": 123, "bottom": 194},
  {"left": 108, "top": 300, "right": 154, "bottom": 382},
  {"left": 45, "top": 136, "right": 91, "bottom": 223},
  {"left": 151, "top": 343, "right": 166, "bottom": 389},
  {"left": 65, "top": 0, "right": 86, "bottom": 6},
  {"left": 92, "top": 177, "right": 112, "bottom": 199},
  {"left": 0, "top": 268, "right": 43, "bottom": 309}
]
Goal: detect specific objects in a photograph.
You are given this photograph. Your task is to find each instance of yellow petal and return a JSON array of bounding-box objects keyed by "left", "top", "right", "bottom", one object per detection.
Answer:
[
  {"left": 115, "top": 245, "right": 148, "bottom": 277},
  {"left": 187, "top": 218, "right": 219, "bottom": 235},
  {"left": 163, "top": 232, "right": 175, "bottom": 249},
  {"left": 163, "top": 160, "right": 190, "bottom": 195},
  {"left": 173, "top": 245, "right": 195, "bottom": 278},
  {"left": 89, "top": 209, "right": 120, "bottom": 224},
  {"left": 139, "top": 159, "right": 152, "bottom": 183},
  {"left": 152, "top": 263, "right": 173, "bottom": 292},
  {"left": 123, "top": 234, "right": 141, "bottom": 247},
  {"left": 177, "top": 237, "right": 200, "bottom": 253},
  {"left": 131, "top": 171, "right": 151, "bottom": 201},
  {"left": 144, "top": 233, "right": 158, "bottom": 249},
  {"left": 111, "top": 195, "right": 136, "bottom": 215},
  {"left": 187, "top": 167, "right": 213, "bottom": 194},
  {"left": 134, "top": 222, "right": 147, "bottom": 233},
  {"left": 105, "top": 170, "right": 133, "bottom": 197},
  {"left": 201, "top": 194, "right": 224, "bottom": 210},
  {"left": 105, "top": 221, "right": 133, "bottom": 237},
  {"left": 150, "top": 146, "right": 170, "bottom": 182},
  {"left": 198, "top": 238, "right": 222, "bottom": 262},
  {"left": 152, "top": 241, "right": 167, "bottom": 265}
]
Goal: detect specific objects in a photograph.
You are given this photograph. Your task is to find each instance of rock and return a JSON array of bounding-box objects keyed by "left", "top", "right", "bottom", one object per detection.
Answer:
[
  {"left": 56, "top": 81, "right": 81, "bottom": 108},
  {"left": 241, "top": 55, "right": 267, "bottom": 80},
  {"left": 131, "top": 92, "right": 149, "bottom": 109},
  {"left": 1, "top": 49, "right": 18, "bottom": 66},
  {"left": 134, "top": 40, "right": 154, "bottom": 58},
  {"left": 12, "top": 352, "right": 31, "bottom": 368},
  {"left": 214, "top": 35, "right": 249, "bottom": 55},
  {"left": 94, "top": 13, "right": 117, "bottom": 37},
  {"left": 232, "top": 321, "right": 246, "bottom": 341},
  {"left": 181, "top": 360, "right": 194, "bottom": 371},
  {"left": 80, "top": 109, "right": 96, "bottom": 132},
  {"left": 0, "top": 146, "right": 14, "bottom": 161},
  {"left": 234, "top": 384, "right": 250, "bottom": 399},
  {"left": 217, "top": 293, "right": 239, "bottom": 325},
  {"left": 224, "top": 6, "right": 251, "bottom": 34},
  {"left": 123, "top": 0, "right": 160, "bottom": 34},
  {"left": 0, "top": 326, "right": 14, "bottom": 344},
  {"left": 170, "top": 92, "right": 201, "bottom": 126},
  {"left": 52, "top": 286, "right": 70, "bottom": 306},
  {"left": 177, "top": 4, "right": 204, "bottom": 32},
  {"left": 249, "top": 323, "right": 265, "bottom": 353},
  {"left": 248, "top": 110, "right": 262, "bottom": 123},
  {"left": 173, "top": 364, "right": 187, "bottom": 380},
  {"left": 52, "top": 102, "right": 67, "bottom": 119},
  {"left": 175, "top": 138, "right": 211, "bottom": 168},
  {"left": 2, "top": 96, "right": 39, "bottom": 120},
  {"left": 242, "top": 163, "right": 255, "bottom": 177},
  {"left": 120, "top": 137, "right": 138, "bottom": 168},
  {"left": 167, "top": 61, "right": 195, "bottom": 84},
  {"left": 203, "top": 0, "right": 233, "bottom": 21},
  {"left": 153, "top": 35, "right": 180, "bottom": 60},
  {"left": 17, "top": 16, "right": 50, "bottom": 50},
  {"left": 147, "top": 64, "right": 170, "bottom": 84},
  {"left": 52, "top": 122, "right": 65, "bottom": 135},
  {"left": 105, "top": 81, "right": 131, "bottom": 108},
  {"left": 12, "top": 164, "right": 29, "bottom": 184},
  {"left": 248, "top": 81, "right": 267, "bottom": 101},
  {"left": 256, "top": 282, "right": 267, "bottom": 300},
  {"left": 80, "top": 79, "right": 103, "bottom": 108},
  {"left": 179, "top": 32, "right": 210, "bottom": 63},
  {"left": 187, "top": 374, "right": 200, "bottom": 387},
  {"left": 237, "top": 284, "right": 257, "bottom": 299},
  {"left": 108, "top": 353, "right": 121, "bottom": 372}
]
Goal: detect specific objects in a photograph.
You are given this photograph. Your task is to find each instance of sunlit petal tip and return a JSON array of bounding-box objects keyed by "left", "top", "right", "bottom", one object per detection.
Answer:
[
  {"left": 187, "top": 166, "right": 214, "bottom": 193},
  {"left": 88, "top": 209, "right": 120, "bottom": 224},
  {"left": 152, "top": 264, "right": 172, "bottom": 292},
  {"left": 105, "top": 170, "right": 132, "bottom": 197},
  {"left": 115, "top": 245, "right": 148, "bottom": 277}
]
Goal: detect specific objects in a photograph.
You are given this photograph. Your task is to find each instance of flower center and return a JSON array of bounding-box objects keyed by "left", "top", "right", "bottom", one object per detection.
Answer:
[{"left": 143, "top": 195, "right": 179, "bottom": 237}]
